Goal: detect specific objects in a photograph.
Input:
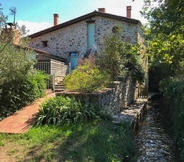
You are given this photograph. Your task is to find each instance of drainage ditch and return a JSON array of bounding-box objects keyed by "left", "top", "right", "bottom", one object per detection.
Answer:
[{"left": 134, "top": 99, "right": 180, "bottom": 162}]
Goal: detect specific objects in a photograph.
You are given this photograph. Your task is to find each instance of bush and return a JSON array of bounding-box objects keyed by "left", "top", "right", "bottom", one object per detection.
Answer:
[
  {"left": 64, "top": 64, "right": 110, "bottom": 93},
  {"left": 27, "top": 69, "right": 49, "bottom": 99},
  {"left": 160, "top": 77, "right": 184, "bottom": 160},
  {"left": 0, "top": 70, "right": 48, "bottom": 120},
  {"left": 99, "top": 34, "right": 145, "bottom": 83},
  {"left": 34, "top": 96, "right": 103, "bottom": 126}
]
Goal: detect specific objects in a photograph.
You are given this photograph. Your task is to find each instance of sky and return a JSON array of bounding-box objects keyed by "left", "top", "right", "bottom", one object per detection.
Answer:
[{"left": 1, "top": 0, "right": 147, "bottom": 35}]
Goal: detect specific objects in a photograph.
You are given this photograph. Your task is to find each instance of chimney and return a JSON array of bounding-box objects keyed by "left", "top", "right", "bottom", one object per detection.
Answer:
[
  {"left": 0, "top": 23, "right": 21, "bottom": 45},
  {"left": 98, "top": 8, "right": 106, "bottom": 13},
  {"left": 54, "top": 14, "right": 59, "bottom": 26},
  {"left": 126, "top": 6, "right": 131, "bottom": 18}
]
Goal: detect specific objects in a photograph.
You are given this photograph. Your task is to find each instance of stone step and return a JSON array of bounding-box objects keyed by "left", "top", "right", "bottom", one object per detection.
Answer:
[
  {"left": 54, "top": 84, "right": 65, "bottom": 92},
  {"left": 56, "top": 81, "right": 64, "bottom": 85},
  {"left": 55, "top": 84, "right": 65, "bottom": 88}
]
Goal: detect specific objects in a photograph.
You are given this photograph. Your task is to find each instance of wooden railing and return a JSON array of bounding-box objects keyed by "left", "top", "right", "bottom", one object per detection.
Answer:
[{"left": 34, "top": 61, "right": 51, "bottom": 74}]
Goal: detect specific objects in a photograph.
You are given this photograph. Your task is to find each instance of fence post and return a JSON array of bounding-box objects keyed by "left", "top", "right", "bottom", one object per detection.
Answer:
[{"left": 52, "top": 73, "right": 55, "bottom": 92}]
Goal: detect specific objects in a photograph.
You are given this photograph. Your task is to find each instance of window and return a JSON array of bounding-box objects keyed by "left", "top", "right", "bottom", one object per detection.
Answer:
[
  {"left": 42, "top": 41, "right": 48, "bottom": 47},
  {"left": 112, "top": 26, "right": 119, "bottom": 34},
  {"left": 87, "top": 22, "right": 95, "bottom": 47}
]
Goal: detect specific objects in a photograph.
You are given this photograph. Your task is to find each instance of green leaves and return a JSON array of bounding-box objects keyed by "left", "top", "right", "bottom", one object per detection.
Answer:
[
  {"left": 160, "top": 77, "right": 184, "bottom": 160},
  {"left": 0, "top": 70, "right": 48, "bottom": 120},
  {"left": 34, "top": 96, "right": 102, "bottom": 126},
  {"left": 143, "top": 0, "right": 184, "bottom": 78},
  {"left": 64, "top": 64, "right": 110, "bottom": 93},
  {"left": 99, "top": 34, "right": 146, "bottom": 83}
]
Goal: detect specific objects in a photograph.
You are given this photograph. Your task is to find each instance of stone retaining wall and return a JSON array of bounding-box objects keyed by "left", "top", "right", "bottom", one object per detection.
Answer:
[{"left": 57, "top": 76, "right": 138, "bottom": 114}]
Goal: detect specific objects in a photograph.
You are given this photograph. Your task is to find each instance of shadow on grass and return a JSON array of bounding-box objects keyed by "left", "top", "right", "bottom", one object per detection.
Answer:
[{"left": 22, "top": 119, "right": 135, "bottom": 162}]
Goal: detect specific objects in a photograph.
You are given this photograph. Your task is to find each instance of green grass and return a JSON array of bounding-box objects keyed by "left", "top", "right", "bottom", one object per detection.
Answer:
[{"left": 0, "top": 119, "right": 135, "bottom": 162}]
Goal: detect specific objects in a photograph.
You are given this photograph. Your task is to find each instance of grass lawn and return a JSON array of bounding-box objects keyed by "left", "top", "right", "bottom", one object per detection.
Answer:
[{"left": 0, "top": 119, "right": 135, "bottom": 162}]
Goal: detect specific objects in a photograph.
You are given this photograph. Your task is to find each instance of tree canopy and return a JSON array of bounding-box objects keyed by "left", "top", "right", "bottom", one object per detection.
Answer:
[{"left": 142, "top": 0, "right": 184, "bottom": 77}]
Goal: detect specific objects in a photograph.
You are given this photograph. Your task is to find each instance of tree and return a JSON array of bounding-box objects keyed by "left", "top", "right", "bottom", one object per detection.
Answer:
[
  {"left": 142, "top": 1, "right": 184, "bottom": 159},
  {"left": 0, "top": 5, "right": 33, "bottom": 85},
  {"left": 0, "top": 4, "right": 7, "bottom": 28},
  {"left": 99, "top": 32, "right": 145, "bottom": 83},
  {"left": 0, "top": 4, "right": 48, "bottom": 119},
  {"left": 141, "top": 0, "right": 184, "bottom": 90}
]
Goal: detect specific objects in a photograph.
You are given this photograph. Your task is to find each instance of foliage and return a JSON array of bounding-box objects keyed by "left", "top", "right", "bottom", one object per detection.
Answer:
[
  {"left": 35, "top": 96, "right": 104, "bottom": 126},
  {"left": 64, "top": 31, "right": 145, "bottom": 93},
  {"left": 0, "top": 4, "right": 8, "bottom": 28},
  {"left": 99, "top": 34, "right": 123, "bottom": 79},
  {"left": 0, "top": 4, "right": 48, "bottom": 120},
  {"left": 0, "top": 121, "right": 135, "bottom": 161},
  {"left": 144, "top": 0, "right": 184, "bottom": 158},
  {"left": 142, "top": 0, "right": 184, "bottom": 88},
  {"left": 0, "top": 41, "right": 39, "bottom": 119},
  {"left": 0, "top": 42, "right": 34, "bottom": 84},
  {"left": 27, "top": 69, "right": 48, "bottom": 99},
  {"left": 64, "top": 64, "right": 110, "bottom": 93},
  {"left": 160, "top": 77, "right": 184, "bottom": 160},
  {"left": 99, "top": 33, "right": 145, "bottom": 83},
  {"left": 0, "top": 70, "right": 48, "bottom": 120},
  {"left": 149, "top": 63, "right": 171, "bottom": 91}
]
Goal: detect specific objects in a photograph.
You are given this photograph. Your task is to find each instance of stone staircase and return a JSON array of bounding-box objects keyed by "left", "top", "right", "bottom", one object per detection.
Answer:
[{"left": 54, "top": 81, "right": 65, "bottom": 92}]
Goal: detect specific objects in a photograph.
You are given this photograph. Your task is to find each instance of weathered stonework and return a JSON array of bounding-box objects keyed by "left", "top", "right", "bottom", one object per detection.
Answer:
[
  {"left": 29, "top": 15, "right": 144, "bottom": 63},
  {"left": 30, "top": 21, "right": 88, "bottom": 62},
  {"left": 29, "top": 11, "right": 148, "bottom": 95},
  {"left": 57, "top": 76, "right": 138, "bottom": 114}
]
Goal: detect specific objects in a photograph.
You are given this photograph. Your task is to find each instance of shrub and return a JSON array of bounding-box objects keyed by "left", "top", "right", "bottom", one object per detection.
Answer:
[
  {"left": 99, "top": 34, "right": 145, "bottom": 83},
  {"left": 64, "top": 64, "right": 110, "bottom": 93},
  {"left": 0, "top": 27, "right": 49, "bottom": 120},
  {"left": 99, "top": 34, "right": 123, "bottom": 80},
  {"left": 160, "top": 77, "right": 184, "bottom": 160},
  {"left": 34, "top": 96, "right": 103, "bottom": 126},
  {"left": 0, "top": 70, "right": 48, "bottom": 120},
  {"left": 27, "top": 69, "right": 49, "bottom": 98}
]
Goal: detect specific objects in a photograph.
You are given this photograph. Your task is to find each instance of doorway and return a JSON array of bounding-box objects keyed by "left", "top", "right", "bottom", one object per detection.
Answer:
[{"left": 70, "top": 52, "right": 78, "bottom": 71}]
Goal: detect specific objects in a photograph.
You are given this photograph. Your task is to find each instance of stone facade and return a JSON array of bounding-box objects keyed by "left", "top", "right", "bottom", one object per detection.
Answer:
[
  {"left": 29, "top": 10, "right": 148, "bottom": 98},
  {"left": 30, "top": 21, "right": 87, "bottom": 61},
  {"left": 29, "top": 12, "right": 145, "bottom": 64}
]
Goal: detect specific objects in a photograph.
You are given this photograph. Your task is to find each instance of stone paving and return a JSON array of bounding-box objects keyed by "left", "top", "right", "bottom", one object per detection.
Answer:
[
  {"left": 0, "top": 92, "right": 55, "bottom": 134},
  {"left": 112, "top": 98, "right": 148, "bottom": 127}
]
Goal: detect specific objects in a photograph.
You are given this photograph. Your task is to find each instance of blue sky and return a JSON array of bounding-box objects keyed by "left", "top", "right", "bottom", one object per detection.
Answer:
[{"left": 1, "top": 0, "right": 147, "bottom": 35}]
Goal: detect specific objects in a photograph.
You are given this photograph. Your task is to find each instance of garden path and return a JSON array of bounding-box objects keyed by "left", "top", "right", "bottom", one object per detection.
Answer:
[{"left": 0, "top": 91, "right": 55, "bottom": 134}]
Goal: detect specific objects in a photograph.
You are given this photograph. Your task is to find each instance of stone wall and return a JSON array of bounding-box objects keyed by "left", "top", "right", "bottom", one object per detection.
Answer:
[
  {"left": 29, "top": 21, "right": 88, "bottom": 61},
  {"left": 57, "top": 76, "right": 138, "bottom": 114},
  {"left": 29, "top": 16, "right": 143, "bottom": 63}
]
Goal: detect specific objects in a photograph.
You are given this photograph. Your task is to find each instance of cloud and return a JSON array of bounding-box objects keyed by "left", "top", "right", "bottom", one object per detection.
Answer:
[
  {"left": 16, "top": 0, "right": 148, "bottom": 36},
  {"left": 17, "top": 20, "right": 52, "bottom": 35}
]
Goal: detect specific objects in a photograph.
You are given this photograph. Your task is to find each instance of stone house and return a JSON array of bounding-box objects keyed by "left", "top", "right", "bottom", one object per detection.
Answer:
[
  {"left": 29, "top": 6, "right": 146, "bottom": 75},
  {"left": 28, "top": 6, "right": 148, "bottom": 111}
]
